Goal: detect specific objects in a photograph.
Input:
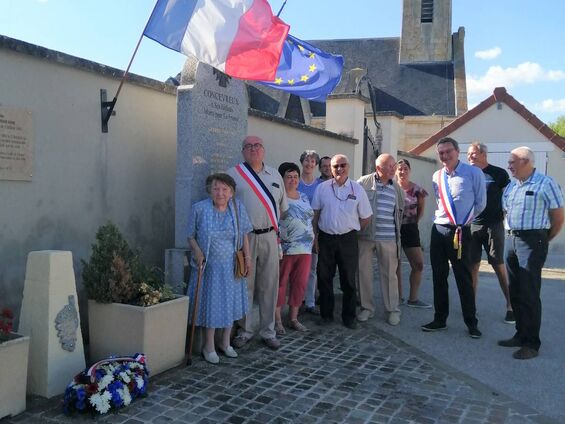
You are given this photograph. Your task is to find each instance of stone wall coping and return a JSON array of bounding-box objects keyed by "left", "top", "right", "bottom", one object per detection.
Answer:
[
  {"left": 248, "top": 109, "right": 358, "bottom": 144},
  {"left": 0, "top": 34, "right": 177, "bottom": 95}
]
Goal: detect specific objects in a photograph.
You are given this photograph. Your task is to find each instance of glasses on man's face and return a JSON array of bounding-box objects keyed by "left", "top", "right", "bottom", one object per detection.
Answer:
[
  {"left": 332, "top": 163, "right": 348, "bottom": 169},
  {"left": 243, "top": 143, "right": 264, "bottom": 151}
]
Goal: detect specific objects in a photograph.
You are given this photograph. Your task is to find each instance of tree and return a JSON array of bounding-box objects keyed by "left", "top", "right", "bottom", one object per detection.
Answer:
[{"left": 549, "top": 115, "right": 565, "bottom": 137}]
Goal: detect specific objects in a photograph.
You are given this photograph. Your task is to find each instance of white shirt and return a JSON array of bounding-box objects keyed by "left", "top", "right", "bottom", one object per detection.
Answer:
[{"left": 311, "top": 178, "right": 372, "bottom": 234}]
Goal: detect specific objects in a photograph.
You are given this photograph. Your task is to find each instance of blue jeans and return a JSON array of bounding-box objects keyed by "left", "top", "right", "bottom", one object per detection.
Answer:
[{"left": 505, "top": 230, "right": 548, "bottom": 351}]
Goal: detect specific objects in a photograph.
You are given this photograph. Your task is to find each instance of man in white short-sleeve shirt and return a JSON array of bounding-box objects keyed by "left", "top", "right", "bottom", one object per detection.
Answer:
[{"left": 312, "top": 154, "right": 372, "bottom": 329}]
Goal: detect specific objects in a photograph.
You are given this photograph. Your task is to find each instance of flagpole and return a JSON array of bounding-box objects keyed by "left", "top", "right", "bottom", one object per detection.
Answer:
[
  {"left": 276, "top": 0, "right": 288, "bottom": 17},
  {"left": 101, "top": 0, "right": 160, "bottom": 132}
]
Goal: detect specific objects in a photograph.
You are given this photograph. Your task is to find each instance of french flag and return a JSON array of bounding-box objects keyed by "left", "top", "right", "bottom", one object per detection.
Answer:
[{"left": 144, "top": 0, "right": 290, "bottom": 81}]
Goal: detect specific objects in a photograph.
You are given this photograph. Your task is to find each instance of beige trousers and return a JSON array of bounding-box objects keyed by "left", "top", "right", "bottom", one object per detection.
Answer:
[
  {"left": 358, "top": 239, "right": 400, "bottom": 315},
  {"left": 238, "top": 231, "right": 279, "bottom": 340}
]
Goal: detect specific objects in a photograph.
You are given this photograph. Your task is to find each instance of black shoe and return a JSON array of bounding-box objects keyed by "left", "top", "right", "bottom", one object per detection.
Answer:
[
  {"left": 421, "top": 321, "right": 447, "bottom": 332},
  {"left": 343, "top": 320, "right": 359, "bottom": 330},
  {"left": 304, "top": 306, "right": 320, "bottom": 315},
  {"left": 498, "top": 337, "right": 522, "bottom": 347},
  {"left": 317, "top": 317, "right": 333, "bottom": 326},
  {"left": 504, "top": 310, "right": 516, "bottom": 324},
  {"left": 468, "top": 327, "right": 482, "bottom": 339},
  {"left": 512, "top": 346, "right": 538, "bottom": 360}
]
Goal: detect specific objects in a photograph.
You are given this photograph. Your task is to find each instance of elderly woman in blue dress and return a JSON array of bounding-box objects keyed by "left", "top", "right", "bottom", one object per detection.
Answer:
[{"left": 187, "top": 173, "right": 252, "bottom": 364}]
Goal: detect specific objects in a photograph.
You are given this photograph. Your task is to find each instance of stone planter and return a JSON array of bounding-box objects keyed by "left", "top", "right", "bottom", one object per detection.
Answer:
[
  {"left": 88, "top": 296, "right": 189, "bottom": 376},
  {"left": 0, "top": 333, "right": 30, "bottom": 419}
]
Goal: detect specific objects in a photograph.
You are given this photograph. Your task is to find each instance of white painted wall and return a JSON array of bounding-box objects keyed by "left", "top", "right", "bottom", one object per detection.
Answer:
[
  {"left": 0, "top": 46, "right": 178, "bottom": 323},
  {"left": 249, "top": 113, "right": 357, "bottom": 176}
]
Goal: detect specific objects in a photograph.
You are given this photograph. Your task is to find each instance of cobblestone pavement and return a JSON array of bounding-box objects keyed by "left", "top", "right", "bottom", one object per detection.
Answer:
[{"left": 3, "top": 307, "right": 559, "bottom": 424}]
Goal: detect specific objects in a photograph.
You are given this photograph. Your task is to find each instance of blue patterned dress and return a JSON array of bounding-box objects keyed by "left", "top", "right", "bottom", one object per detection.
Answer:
[{"left": 186, "top": 198, "right": 252, "bottom": 328}]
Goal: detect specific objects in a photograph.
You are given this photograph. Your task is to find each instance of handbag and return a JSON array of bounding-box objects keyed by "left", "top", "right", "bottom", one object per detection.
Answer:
[{"left": 232, "top": 198, "right": 246, "bottom": 278}]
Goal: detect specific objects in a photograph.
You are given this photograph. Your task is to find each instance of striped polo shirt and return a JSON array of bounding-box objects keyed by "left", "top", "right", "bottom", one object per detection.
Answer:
[
  {"left": 374, "top": 180, "right": 397, "bottom": 240},
  {"left": 503, "top": 170, "right": 564, "bottom": 230}
]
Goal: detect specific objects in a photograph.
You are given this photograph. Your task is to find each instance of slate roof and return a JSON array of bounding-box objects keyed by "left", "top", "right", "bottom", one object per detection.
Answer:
[{"left": 247, "top": 37, "right": 456, "bottom": 122}]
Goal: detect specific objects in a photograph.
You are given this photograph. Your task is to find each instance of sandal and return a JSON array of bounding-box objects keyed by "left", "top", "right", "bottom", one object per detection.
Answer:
[
  {"left": 275, "top": 320, "right": 286, "bottom": 335},
  {"left": 289, "top": 319, "right": 308, "bottom": 332}
]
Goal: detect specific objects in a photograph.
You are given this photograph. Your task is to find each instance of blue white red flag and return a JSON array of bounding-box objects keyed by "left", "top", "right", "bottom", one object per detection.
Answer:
[
  {"left": 144, "top": 0, "right": 290, "bottom": 81},
  {"left": 258, "top": 34, "right": 343, "bottom": 102}
]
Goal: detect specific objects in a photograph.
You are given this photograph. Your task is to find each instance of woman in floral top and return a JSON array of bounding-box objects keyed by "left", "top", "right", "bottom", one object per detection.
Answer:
[
  {"left": 275, "top": 162, "right": 314, "bottom": 334},
  {"left": 395, "top": 159, "right": 431, "bottom": 308}
]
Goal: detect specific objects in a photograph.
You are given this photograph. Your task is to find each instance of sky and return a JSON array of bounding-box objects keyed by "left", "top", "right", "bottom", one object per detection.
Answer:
[{"left": 1, "top": 0, "right": 564, "bottom": 124}]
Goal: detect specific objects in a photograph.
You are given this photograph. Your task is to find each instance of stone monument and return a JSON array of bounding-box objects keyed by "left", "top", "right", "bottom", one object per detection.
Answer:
[
  {"left": 165, "top": 57, "right": 248, "bottom": 289},
  {"left": 18, "top": 250, "right": 86, "bottom": 398}
]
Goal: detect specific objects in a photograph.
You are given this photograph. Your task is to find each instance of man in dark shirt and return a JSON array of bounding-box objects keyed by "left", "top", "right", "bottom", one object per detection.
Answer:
[{"left": 467, "top": 142, "right": 513, "bottom": 323}]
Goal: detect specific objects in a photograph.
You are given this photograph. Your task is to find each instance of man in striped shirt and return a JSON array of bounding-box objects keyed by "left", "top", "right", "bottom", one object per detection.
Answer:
[
  {"left": 357, "top": 154, "right": 405, "bottom": 325},
  {"left": 499, "top": 146, "right": 564, "bottom": 360}
]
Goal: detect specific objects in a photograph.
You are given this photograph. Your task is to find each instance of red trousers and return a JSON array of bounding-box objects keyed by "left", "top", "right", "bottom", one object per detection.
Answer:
[{"left": 277, "top": 254, "right": 312, "bottom": 307}]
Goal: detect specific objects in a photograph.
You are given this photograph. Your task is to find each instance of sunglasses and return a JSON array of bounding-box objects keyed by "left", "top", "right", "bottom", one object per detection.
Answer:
[{"left": 332, "top": 163, "right": 348, "bottom": 169}]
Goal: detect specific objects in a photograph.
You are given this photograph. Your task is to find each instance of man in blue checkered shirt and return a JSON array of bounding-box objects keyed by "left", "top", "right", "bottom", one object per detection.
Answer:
[{"left": 500, "top": 146, "right": 564, "bottom": 360}]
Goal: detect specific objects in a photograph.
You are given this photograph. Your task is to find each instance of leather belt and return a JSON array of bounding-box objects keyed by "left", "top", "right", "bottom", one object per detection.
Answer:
[
  {"left": 506, "top": 229, "right": 548, "bottom": 237},
  {"left": 252, "top": 226, "right": 274, "bottom": 235}
]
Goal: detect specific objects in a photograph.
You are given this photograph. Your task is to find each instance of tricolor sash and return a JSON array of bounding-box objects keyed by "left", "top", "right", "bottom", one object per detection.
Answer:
[
  {"left": 437, "top": 168, "right": 474, "bottom": 259},
  {"left": 235, "top": 162, "right": 279, "bottom": 232}
]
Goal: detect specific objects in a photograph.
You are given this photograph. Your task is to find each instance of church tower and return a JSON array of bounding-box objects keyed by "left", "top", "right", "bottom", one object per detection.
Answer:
[{"left": 399, "top": 0, "right": 452, "bottom": 64}]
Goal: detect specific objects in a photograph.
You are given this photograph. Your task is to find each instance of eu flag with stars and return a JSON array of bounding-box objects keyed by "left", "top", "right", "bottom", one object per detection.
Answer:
[{"left": 258, "top": 35, "right": 344, "bottom": 102}]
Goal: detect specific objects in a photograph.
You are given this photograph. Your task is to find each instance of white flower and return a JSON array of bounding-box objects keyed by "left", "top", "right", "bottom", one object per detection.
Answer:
[
  {"left": 135, "top": 375, "right": 145, "bottom": 390},
  {"left": 98, "top": 373, "right": 114, "bottom": 390},
  {"left": 118, "top": 387, "right": 132, "bottom": 406},
  {"left": 89, "top": 391, "right": 112, "bottom": 414},
  {"left": 119, "top": 371, "right": 131, "bottom": 384}
]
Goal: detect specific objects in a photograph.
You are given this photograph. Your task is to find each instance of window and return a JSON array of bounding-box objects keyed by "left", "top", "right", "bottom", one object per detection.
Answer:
[{"left": 421, "top": 0, "right": 434, "bottom": 23}]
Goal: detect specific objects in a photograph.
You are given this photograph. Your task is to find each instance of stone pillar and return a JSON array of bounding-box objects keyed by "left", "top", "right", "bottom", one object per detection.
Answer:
[
  {"left": 453, "top": 26, "right": 468, "bottom": 116},
  {"left": 165, "top": 58, "right": 249, "bottom": 348},
  {"left": 18, "top": 250, "right": 85, "bottom": 398},
  {"left": 326, "top": 93, "right": 369, "bottom": 179}
]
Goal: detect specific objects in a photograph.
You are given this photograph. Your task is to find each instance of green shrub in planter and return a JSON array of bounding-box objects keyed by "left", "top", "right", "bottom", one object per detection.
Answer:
[{"left": 82, "top": 222, "right": 173, "bottom": 306}]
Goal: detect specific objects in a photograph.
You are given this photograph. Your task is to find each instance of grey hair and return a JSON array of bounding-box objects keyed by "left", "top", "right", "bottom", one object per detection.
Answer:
[
  {"left": 470, "top": 142, "right": 488, "bottom": 154},
  {"left": 511, "top": 146, "right": 536, "bottom": 166},
  {"left": 299, "top": 150, "right": 320, "bottom": 165}
]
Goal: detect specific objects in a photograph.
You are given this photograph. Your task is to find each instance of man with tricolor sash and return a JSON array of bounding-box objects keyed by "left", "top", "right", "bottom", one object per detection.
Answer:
[
  {"left": 422, "top": 137, "right": 486, "bottom": 338},
  {"left": 228, "top": 135, "right": 288, "bottom": 350}
]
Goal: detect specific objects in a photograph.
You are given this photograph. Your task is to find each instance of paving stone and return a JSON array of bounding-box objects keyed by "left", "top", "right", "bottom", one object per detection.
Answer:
[{"left": 4, "top": 292, "right": 561, "bottom": 424}]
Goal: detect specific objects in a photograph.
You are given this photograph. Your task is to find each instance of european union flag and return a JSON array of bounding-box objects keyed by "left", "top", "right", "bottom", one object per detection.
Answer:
[{"left": 258, "top": 35, "right": 344, "bottom": 102}]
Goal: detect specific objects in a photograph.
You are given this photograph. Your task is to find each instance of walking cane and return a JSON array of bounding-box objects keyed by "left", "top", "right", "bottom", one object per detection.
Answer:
[{"left": 187, "top": 261, "right": 205, "bottom": 366}]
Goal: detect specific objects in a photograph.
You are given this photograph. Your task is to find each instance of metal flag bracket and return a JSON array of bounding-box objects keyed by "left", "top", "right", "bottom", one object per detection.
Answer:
[{"left": 100, "top": 89, "right": 117, "bottom": 133}]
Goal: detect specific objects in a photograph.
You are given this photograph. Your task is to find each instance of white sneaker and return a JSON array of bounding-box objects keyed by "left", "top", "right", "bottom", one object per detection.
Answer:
[
  {"left": 202, "top": 349, "right": 220, "bottom": 364},
  {"left": 387, "top": 312, "right": 401, "bottom": 326},
  {"left": 357, "top": 309, "right": 374, "bottom": 322},
  {"left": 219, "top": 345, "right": 238, "bottom": 358}
]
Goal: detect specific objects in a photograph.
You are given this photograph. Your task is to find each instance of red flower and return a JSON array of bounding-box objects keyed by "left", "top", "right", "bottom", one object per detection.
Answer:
[
  {"left": 86, "top": 383, "right": 99, "bottom": 395},
  {"left": 0, "top": 308, "right": 14, "bottom": 336},
  {"left": 1, "top": 308, "right": 14, "bottom": 319}
]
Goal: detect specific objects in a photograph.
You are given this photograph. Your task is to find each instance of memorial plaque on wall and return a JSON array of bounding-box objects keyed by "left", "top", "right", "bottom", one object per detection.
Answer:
[
  {"left": 0, "top": 106, "right": 33, "bottom": 181},
  {"left": 174, "top": 59, "right": 248, "bottom": 246}
]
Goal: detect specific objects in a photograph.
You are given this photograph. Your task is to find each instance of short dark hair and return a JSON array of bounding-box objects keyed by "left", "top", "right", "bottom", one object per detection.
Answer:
[
  {"left": 437, "top": 137, "right": 460, "bottom": 152},
  {"left": 396, "top": 159, "right": 411, "bottom": 169},
  {"left": 205, "top": 173, "right": 236, "bottom": 194},
  {"left": 278, "top": 162, "right": 301, "bottom": 178},
  {"left": 319, "top": 156, "right": 331, "bottom": 170},
  {"left": 299, "top": 150, "right": 320, "bottom": 165}
]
